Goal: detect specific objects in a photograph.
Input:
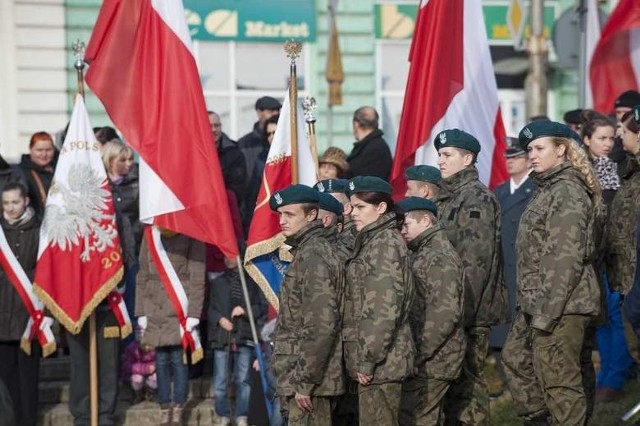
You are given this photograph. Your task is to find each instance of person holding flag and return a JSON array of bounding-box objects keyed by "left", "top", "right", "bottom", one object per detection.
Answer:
[
  {"left": 135, "top": 226, "right": 205, "bottom": 425},
  {"left": 0, "top": 181, "right": 55, "bottom": 426},
  {"left": 269, "top": 184, "right": 344, "bottom": 425}
]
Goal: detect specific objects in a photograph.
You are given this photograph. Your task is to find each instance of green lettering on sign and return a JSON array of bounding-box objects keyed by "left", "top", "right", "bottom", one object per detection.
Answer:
[{"left": 185, "top": 0, "right": 316, "bottom": 42}]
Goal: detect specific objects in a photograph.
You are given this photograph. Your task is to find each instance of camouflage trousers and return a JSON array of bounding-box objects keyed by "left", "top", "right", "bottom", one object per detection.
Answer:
[
  {"left": 443, "top": 326, "right": 490, "bottom": 426},
  {"left": 358, "top": 382, "right": 402, "bottom": 426},
  {"left": 284, "top": 395, "right": 335, "bottom": 426},
  {"left": 399, "top": 371, "right": 449, "bottom": 426},
  {"left": 502, "top": 312, "right": 592, "bottom": 426}
]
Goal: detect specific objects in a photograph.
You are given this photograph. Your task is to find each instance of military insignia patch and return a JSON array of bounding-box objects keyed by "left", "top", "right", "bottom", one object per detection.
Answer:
[
  {"left": 349, "top": 181, "right": 355, "bottom": 191},
  {"left": 274, "top": 193, "right": 283, "bottom": 205},
  {"left": 635, "top": 106, "right": 640, "bottom": 123},
  {"left": 317, "top": 182, "right": 325, "bottom": 192},
  {"left": 523, "top": 127, "right": 533, "bottom": 139},
  {"left": 439, "top": 132, "right": 447, "bottom": 144}
]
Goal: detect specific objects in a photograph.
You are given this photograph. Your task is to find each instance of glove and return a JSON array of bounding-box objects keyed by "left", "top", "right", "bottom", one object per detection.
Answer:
[
  {"left": 137, "top": 316, "right": 148, "bottom": 331},
  {"left": 185, "top": 317, "right": 200, "bottom": 332}
]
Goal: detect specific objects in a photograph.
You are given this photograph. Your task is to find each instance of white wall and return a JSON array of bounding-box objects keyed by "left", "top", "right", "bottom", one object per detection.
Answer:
[{"left": 0, "top": 0, "right": 67, "bottom": 163}]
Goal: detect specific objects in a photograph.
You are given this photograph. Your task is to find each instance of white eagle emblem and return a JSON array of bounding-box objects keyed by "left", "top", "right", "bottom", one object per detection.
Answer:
[
  {"left": 349, "top": 181, "right": 355, "bottom": 191},
  {"left": 523, "top": 127, "right": 533, "bottom": 139},
  {"left": 439, "top": 132, "right": 447, "bottom": 144},
  {"left": 274, "top": 193, "right": 283, "bottom": 205},
  {"left": 41, "top": 163, "right": 118, "bottom": 262},
  {"left": 635, "top": 108, "right": 640, "bottom": 123},
  {"left": 317, "top": 182, "right": 325, "bottom": 192}
]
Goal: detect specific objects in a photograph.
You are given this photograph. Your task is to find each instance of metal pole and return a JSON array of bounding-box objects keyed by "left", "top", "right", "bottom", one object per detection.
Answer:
[
  {"left": 303, "top": 96, "right": 320, "bottom": 180},
  {"left": 577, "top": 0, "right": 587, "bottom": 108},
  {"left": 525, "top": 0, "right": 548, "bottom": 119},
  {"left": 285, "top": 40, "right": 302, "bottom": 185},
  {"left": 236, "top": 256, "right": 273, "bottom": 417}
]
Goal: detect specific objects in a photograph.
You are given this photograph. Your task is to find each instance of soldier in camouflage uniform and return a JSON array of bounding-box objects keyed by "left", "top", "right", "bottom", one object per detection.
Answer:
[
  {"left": 404, "top": 165, "right": 441, "bottom": 200},
  {"left": 343, "top": 176, "right": 414, "bottom": 426},
  {"left": 268, "top": 185, "right": 345, "bottom": 426},
  {"left": 433, "top": 129, "right": 505, "bottom": 425},
  {"left": 396, "top": 197, "right": 466, "bottom": 426},
  {"left": 502, "top": 121, "right": 602, "bottom": 426},
  {"left": 315, "top": 179, "right": 356, "bottom": 261}
]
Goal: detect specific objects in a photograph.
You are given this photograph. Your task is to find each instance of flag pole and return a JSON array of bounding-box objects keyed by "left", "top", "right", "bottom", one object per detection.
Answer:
[
  {"left": 303, "top": 96, "right": 320, "bottom": 180},
  {"left": 235, "top": 256, "right": 273, "bottom": 417},
  {"left": 326, "top": 0, "right": 344, "bottom": 148},
  {"left": 285, "top": 40, "right": 302, "bottom": 184},
  {"left": 73, "top": 39, "right": 98, "bottom": 426}
]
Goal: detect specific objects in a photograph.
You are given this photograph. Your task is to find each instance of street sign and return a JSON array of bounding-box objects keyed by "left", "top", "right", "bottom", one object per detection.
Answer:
[{"left": 507, "top": 0, "right": 527, "bottom": 50}]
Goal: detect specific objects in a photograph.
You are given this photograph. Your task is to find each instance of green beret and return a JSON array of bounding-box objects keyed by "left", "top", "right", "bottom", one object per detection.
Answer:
[
  {"left": 317, "top": 192, "right": 344, "bottom": 216},
  {"left": 518, "top": 120, "right": 573, "bottom": 149},
  {"left": 269, "top": 184, "right": 319, "bottom": 211},
  {"left": 397, "top": 197, "right": 438, "bottom": 217},
  {"left": 314, "top": 179, "right": 348, "bottom": 194},
  {"left": 405, "top": 165, "right": 441, "bottom": 184},
  {"left": 433, "top": 129, "right": 481, "bottom": 155},
  {"left": 346, "top": 176, "right": 392, "bottom": 197}
]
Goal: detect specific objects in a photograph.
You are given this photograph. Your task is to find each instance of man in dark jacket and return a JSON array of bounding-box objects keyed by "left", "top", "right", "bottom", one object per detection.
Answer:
[
  {"left": 346, "top": 106, "right": 393, "bottom": 180},
  {"left": 489, "top": 138, "right": 535, "bottom": 354},
  {"left": 208, "top": 258, "right": 266, "bottom": 426},
  {"left": 209, "top": 112, "right": 247, "bottom": 206}
]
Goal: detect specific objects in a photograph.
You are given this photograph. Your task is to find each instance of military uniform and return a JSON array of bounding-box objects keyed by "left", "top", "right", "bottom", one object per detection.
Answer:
[
  {"left": 272, "top": 219, "right": 345, "bottom": 425},
  {"left": 343, "top": 212, "right": 414, "bottom": 425},
  {"left": 435, "top": 166, "right": 504, "bottom": 425},
  {"left": 502, "top": 122, "right": 601, "bottom": 426},
  {"left": 606, "top": 156, "right": 640, "bottom": 295},
  {"left": 398, "top": 219, "right": 466, "bottom": 426}
]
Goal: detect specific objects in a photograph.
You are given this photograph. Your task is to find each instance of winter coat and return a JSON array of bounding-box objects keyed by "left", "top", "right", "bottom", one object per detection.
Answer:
[
  {"left": 135, "top": 231, "right": 206, "bottom": 347},
  {"left": 335, "top": 218, "right": 356, "bottom": 262},
  {"left": 435, "top": 166, "right": 506, "bottom": 328},
  {"left": 272, "top": 221, "right": 345, "bottom": 397},
  {"left": 207, "top": 268, "right": 266, "bottom": 349},
  {"left": 606, "top": 156, "right": 640, "bottom": 295},
  {"left": 489, "top": 176, "right": 536, "bottom": 348},
  {"left": 516, "top": 162, "right": 601, "bottom": 332},
  {"left": 343, "top": 213, "right": 414, "bottom": 383},
  {"left": 346, "top": 129, "right": 393, "bottom": 180},
  {"left": 217, "top": 133, "right": 247, "bottom": 206},
  {"left": 238, "top": 122, "right": 269, "bottom": 188},
  {"left": 19, "top": 154, "right": 56, "bottom": 218},
  {"left": 407, "top": 223, "right": 466, "bottom": 381},
  {"left": 0, "top": 213, "right": 40, "bottom": 341},
  {"left": 110, "top": 164, "right": 141, "bottom": 268}
]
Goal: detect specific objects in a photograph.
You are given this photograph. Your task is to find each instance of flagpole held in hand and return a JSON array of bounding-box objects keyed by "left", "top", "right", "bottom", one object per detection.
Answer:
[
  {"left": 73, "top": 40, "right": 98, "bottom": 426},
  {"left": 236, "top": 255, "right": 273, "bottom": 418},
  {"left": 285, "top": 40, "right": 302, "bottom": 185}
]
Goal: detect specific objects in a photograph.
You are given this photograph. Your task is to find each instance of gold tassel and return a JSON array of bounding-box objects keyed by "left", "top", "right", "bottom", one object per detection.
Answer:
[
  {"left": 103, "top": 326, "right": 121, "bottom": 339},
  {"left": 190, "top": 347, "right": 204, "bottom": 365},
  {"left": 20, "top": 338, "right": 32, "bottom": 356}
]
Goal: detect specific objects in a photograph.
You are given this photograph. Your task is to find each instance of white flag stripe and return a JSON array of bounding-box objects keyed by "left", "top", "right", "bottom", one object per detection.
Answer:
[
  {"left": 151, "top": 0, "right": 193, "bottom": 54},
  {"left": 138, "top": 158, "right": 184, "bottom": 225}
]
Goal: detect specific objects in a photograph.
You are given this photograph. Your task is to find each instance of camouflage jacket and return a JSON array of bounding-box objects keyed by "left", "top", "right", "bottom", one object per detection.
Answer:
[
  {"left": 336, "top": 217, "right": 356, "bottom": 260},
  {"left": 272, "top": 220, "right": 345, "bottom": 397},
  {"left": 517, "top": 163, "right": 601, "bottom": 332},
  {"left": 343, "top": 212, "right": 415, "bottom": 383},
  {"left": 435, "top": 167, "right": 507, "bottom": 328},
  {"left": 407, "top": 223, "right": 466, "bottom": 380},
  {"left": 606, "top": 157, "right": 640, "bottom": 294}
]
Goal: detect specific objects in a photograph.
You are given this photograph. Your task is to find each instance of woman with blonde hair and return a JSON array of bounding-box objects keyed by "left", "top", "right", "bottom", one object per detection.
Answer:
[
  {"left": 102, "top": 140, "right": 142, "bottom": 325},
  {"left": 502, "top": 121, "right": 602, "bottom": 426}
]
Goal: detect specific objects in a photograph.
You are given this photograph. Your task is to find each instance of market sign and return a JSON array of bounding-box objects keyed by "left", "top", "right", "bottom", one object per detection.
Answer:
[
  {"left": 184, "top": 0, "right": 316, "bottom": 42},
  {"left": 374, "top": 1, "right": 557, "bottom": 45}
]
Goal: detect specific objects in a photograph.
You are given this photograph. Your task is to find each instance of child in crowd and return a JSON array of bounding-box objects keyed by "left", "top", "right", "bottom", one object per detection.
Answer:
[{"left": 121, "top": 326, "right": 157, "bottom": 403}]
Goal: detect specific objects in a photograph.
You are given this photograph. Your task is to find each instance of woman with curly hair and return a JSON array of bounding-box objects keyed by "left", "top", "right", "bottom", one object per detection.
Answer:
[{"left": 502, "top": 121, "right": 603, "bottom": 426}]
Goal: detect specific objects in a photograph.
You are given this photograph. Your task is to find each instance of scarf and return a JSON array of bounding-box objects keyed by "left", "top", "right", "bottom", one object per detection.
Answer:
[
  {"left": 593, "top": 156, "right": 621, "bottom": 191},
  {"left": 4, "top": 206, "right": 35, "bottom": 226}
]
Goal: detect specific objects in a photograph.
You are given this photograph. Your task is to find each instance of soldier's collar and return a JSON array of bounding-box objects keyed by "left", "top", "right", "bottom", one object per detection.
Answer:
[
  {"left": 284, "top": 220, "right": 324, "bottom": 248},
  {"left": 407, "top": 223, "right": 443, "bottom": 251},
  {"left": 439, "top": 166, "right": 479, "bottom": 193}
]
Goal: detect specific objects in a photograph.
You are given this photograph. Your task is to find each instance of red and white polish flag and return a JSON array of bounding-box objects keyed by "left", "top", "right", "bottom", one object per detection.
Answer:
[
  {"left": 33, "top": 94, "right": 125, "bottom": 335},
  {"left": 590, "top": 0, "right": 640, "bottom": 113},
  {"left": 390, "top": 0, "right": 507, "bottom": 197}
]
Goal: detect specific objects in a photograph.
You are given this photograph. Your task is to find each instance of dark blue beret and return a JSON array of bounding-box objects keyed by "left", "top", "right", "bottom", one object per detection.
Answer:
[{"left": 518, "top": 120, "right": 574, "bottom": 149}]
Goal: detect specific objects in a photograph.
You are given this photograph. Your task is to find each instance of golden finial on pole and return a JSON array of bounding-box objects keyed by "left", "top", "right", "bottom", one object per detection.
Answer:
[
  {"left": 303, "top": 96, "right": 319, "bottom": 179},
  {"left": 284, "top": 39, "right": 302, "bottom": 184},
  {"left": 72, "top": 39, "right": 87, "bottom": 98}
]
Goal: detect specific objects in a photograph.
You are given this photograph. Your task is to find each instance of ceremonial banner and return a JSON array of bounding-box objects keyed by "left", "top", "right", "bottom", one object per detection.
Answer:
[
  {"left": 34, "top": 94, "right": 123, "bottom": 334},
  {"left": 590, "top": 0, "right": 640, "bottom": 113},
  {"left": 85, "top": 0, "right": 238, "bottom": 259},
  {"left": 244, "top": 92, "right": 316, "bottom": 311},
  {"left": 584, "top": 0, "right": 601, "bottom": 108},
  {"left": 390, "top": 0, "right": 507, "bottom": 198}
]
